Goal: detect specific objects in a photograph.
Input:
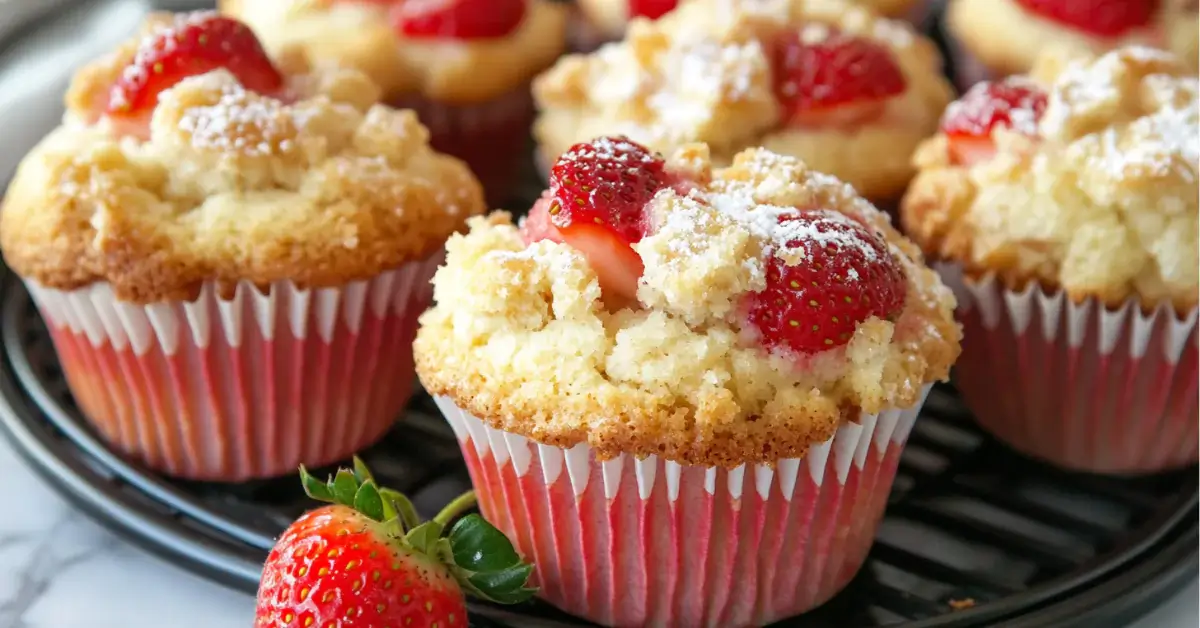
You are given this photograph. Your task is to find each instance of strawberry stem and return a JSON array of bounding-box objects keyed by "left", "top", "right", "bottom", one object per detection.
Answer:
[{"left": 434, "top": 491, "right": 478, "bottom": 527}]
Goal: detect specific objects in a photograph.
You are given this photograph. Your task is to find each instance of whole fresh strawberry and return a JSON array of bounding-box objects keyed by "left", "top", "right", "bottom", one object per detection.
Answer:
[{"left": 254, "top": 458, "right": 534, "bottom": 627}]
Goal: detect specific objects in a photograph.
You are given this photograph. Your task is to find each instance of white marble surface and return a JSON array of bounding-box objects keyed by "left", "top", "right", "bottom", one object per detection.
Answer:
[
  {"left": 0, "top": 1, "right": 1195, "bottom": 627},
  {"left": 0, "top": 434, "right": 1194, "bottom": 627}
]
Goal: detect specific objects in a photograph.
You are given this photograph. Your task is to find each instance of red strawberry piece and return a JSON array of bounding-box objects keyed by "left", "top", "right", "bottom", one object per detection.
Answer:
[
  {"left": 255, "top": 458, "right": 535, "bottom": 628},
  {"left": 940, "top": 78, "right": 1048, "bottom": 165},
  {"left": 548, "top": 136, "right": 668, "bottom": 306},
  {"left": 107, "top": 13, "right": 283, "bottom": 129},
  {"left": 393, "top": 0, "right": 528, "bottom": 40},
  {"left": 772, "top": 30, "right": 907, "bottom": 128},
  {"left": 629, "top": 0, "right": 679, "bottom": 20},
  {"left": 744, "top": 209, "right": 907, "bottom": 355},
  {"left": 520, "top": 194, "right": 566, "bottom": 245},
  {"left": 1015, "top": 0, "right": 1157, "bottom": 37}
]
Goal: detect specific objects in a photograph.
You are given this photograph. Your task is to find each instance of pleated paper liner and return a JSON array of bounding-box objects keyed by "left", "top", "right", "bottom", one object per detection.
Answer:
[
  {"left": 940, "top": 262, "right": 1199, "bottom": 474},
  {"left": 24, "top": 255, "right": 441, "bottom": 481},
  {"left": 434, "top": 387, "right": 930, "bottom": 627}
]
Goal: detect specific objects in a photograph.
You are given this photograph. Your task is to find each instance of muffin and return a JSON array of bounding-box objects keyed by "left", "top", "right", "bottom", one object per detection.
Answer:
[
  {"left": 535, "top": 0, "right": 955, "bottom": 207},
  {"left": 946, "top": 0, "right": 1199, "bottom": 89},
  {"left": 0, "top": 12, "right": 485, "bottom": 481},
  {"left": 220, "top": 0, "right": 570, "bottom": 204},
  {"left": 416, "top": 137, "right": 961, "bottom": 625},
  {"left": 571, "top": 0, "right": 936, "bottom": 51},
  {"left": 902, "top": 46, "right": 1198, "bottom": 474}
]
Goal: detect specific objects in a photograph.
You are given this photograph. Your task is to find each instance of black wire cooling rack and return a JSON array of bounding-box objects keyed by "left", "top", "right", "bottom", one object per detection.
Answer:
[
  {"left": 0, "top": 1, "right": 1196, "bottom": 627},
  {"left": 0, "top": 267, "right": 1196, "bottom": 628}
]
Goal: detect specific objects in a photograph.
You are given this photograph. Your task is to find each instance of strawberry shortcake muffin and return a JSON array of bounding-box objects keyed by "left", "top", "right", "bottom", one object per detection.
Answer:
[
  {"left": 0, "top": 12, "right": 485, "bottom": 481},
  {"left": 902, "top": 46, "right": 1199, "bottom": 473},
  {"left": 535, "top": 0, "right": 954, "bottom": 206},
  {"left": 570, "top": 0, "right": 937, "bottom": 51},
  {"left": 221, "top": 0, "right": 570, "bottom": 203},
  {"left": 945, "top": 0, "right": 1199, "bottom": 89},
  {"left": 415, "top": 136, "right": 961, "bottom": 626}
]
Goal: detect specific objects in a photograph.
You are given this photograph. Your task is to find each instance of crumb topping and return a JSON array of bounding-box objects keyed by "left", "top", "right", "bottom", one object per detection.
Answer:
[
  {"left": 534, "top": 0, "right": 953, "bottom": 200},
  {"left": 220, "top": 0, "right": 570, "bottom": 104},
  {"left": 416, "top": 145, "right": 960, "bottom": 467},
  {"left": 903, "top": 46, "right": 1199, "bottom": 313},
  {"left": 0, "top": 24, "right": 485, "bottom": 303}
]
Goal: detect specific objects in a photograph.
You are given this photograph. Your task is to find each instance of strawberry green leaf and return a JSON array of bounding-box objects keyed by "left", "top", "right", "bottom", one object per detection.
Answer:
[
  {"left": 351, "top": 456, "right": 374, "bottom": 485},
  {"left": 299, "top": 466, "right": 333, "bottom": 503},
  {"left": 448, "top": 514, "right": 522, "bottom": 573},
  {"left": 353, "top": 481, "right": 385, "bottom": 522},
  {"left": 481, "top": 586, "right": 538, "bottom": 605},
  {"left": 380, "top": 488, "right": 420, "bottom": 531},
  {"left": 468, "top": 564, "right": 533, "bottom": 594},
  {"left": 405, "top": 521, "right": 444, "bottom": 556},
  {"left": 331, "top": 469, "right": 359, "bottom": 506}
]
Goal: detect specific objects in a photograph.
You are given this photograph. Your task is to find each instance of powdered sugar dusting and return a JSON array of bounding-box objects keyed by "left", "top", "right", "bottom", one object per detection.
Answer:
[
  {"left": 177, "top": 82, "right": 298, "bottom": 156},
  {"left": 1041, "top": 46, "right": 1199, "bottom": 182}
]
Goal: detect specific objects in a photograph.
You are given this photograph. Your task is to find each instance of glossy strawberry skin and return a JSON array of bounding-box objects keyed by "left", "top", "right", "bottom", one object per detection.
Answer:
[
  {"left": 1014, "top": 0, "right": 1157, "bottom": 37},
  {"left": 520, "top": 195, "right": 566, "bottom": 244},
  {"left": 393, "top": 0, "right": 527, "bottom": 40},
  {"left": 255, "top": 505, "right": 467, "bottom": 628},
  {"left": 545, "top": 137, "right": 668, "bottom": 305},
  {"left": 629, "top": 0, "right": 678, "bottom": 20},
  {"left": 745, "top": 210, "right": 907, "bottom": 355},
  {"left": 107, "top": 13, "right": 283, "bottom": 120},
  {"left": 772, "top": 31, "right": 907, "bottom": 127},
  {"left": 940, "top": 78, "right": 1048, "bottom": 165}
]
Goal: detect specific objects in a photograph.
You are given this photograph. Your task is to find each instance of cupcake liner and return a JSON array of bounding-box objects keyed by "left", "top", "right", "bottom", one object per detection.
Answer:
[
  {"left": 939, "top": 263, "right": 1199, "bottom": 474},
  {"left": 432, "top": 387, "right": 931, "bottom": 627},
  {"left": 392, "top": 87, "right": 534, "bottom": 205},
  {"left": 27, "top": 255, "right": 442, "bottom": 481}
]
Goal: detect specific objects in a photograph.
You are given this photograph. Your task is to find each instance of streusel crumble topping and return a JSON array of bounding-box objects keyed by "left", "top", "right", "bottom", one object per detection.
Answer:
[
  {"left": 903, "top": 46, "right": 1199, "bottom": 313},
  {"left": 417, "top": 141, "right": 960, "bottom": 467}
]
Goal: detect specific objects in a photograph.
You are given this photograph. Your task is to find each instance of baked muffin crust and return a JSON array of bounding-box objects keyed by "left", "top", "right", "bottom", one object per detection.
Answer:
[
  {"left": 417, "top": 145, "right": 960, "bottom": 467},
  {"left": 221, "top": 0, "right": 570, "bottom": 104},
  {"left": 535, "top": 0, "right": 954, "bottom": 201},
  {"left": 947, "top": 0, "right": 1199, "bottom": 76},
  {"left": 902, "top": 46, "right": 1199, "bottom": 314},
  {"left": 0, "top": 15, "right": 485, "bottom": 304}
]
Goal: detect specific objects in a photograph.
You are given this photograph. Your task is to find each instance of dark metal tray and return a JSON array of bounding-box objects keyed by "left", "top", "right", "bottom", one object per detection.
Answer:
[{"left": 0, "top": 1, "right": 1196, "bottom": 627}]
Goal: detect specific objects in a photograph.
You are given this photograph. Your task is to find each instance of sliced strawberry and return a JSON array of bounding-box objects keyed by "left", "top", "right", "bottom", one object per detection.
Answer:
[
  {"left": 520, "top": 194, "right": 566, "bottom": 244},
  {"left": 548, "top": 136, "right": 668, "bottom": 305},
  {"left": 107, "top": 13, "right": 283, "bottom": 128},
  {"left": 1015, "top": 0, "right": 1157, "bottom": 37},
  {"left": 629, "top": 0, "right": 679, "bottom": 20},
  {"left": 393, "top": 0, "right": 527, "bottom": 40},
  {"left": 772, "top": 30, "right": 907, "bottom": 128},
  {"left": 744, "top": 210, "right": 907, "bottom": 355},
  {"left": 940, "top": 78, "right": 1048, "bottom": 165}
]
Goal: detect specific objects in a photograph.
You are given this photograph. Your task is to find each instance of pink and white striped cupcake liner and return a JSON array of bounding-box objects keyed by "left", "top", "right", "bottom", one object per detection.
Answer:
[
  {"left": 941, "top": 263, "right": 1199, "bottom": 474},
  {"left": 433, "top": 387, "right": 931, "bottom": 627},
  {"left": 26, "top": 255, "right": 441, "bottom": 482}
]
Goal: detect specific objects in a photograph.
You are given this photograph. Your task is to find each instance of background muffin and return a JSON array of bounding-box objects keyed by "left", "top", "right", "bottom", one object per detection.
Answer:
[
  {"left": 902, "top": 46, "right": 1198, "bottom": 473},
  {"left": 222, "top": 0, "right": 569, "bottom": 203},
  {"left": 945, "top": 0, "right": 1199, "bottom": 88},
  {"left": 535, "top": 0, "right": 954, "bottom": 206},
  {"left": 570, "top": 0, "right": 937, "bottom": 51},
  {"left": 0, "top": 12, "right": 485, "bottom": 481},
  {"left": 417, "top": 137, "right": 960, "bottom": 626}
]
